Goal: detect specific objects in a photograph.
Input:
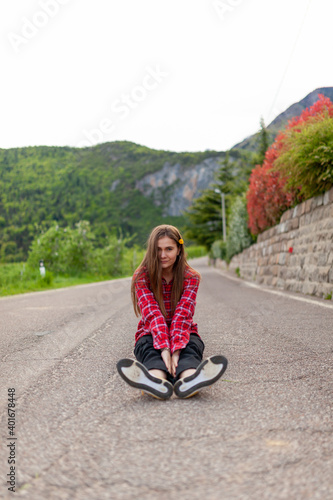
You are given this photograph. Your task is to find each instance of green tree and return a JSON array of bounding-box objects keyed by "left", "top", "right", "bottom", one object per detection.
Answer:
[
  {"left": 257, "top": 117, "right": 269, "bottom": 165},
  {"left": 62, "top": 221, "right": 95, "bottom": 274},
  {"left": 226, "top": 194, "right": 253, "bottom": 261},
  {"left": 27, "top": 221, "right": 95, "bottom": 275},
  {"left": 249, "top": 117, "right": 271, "bottom": 168},
  {"left": 91, "top": 231, "right": 135, "bottom": 276},
  {"left": 184, "top": 154, "right": 234, "bottom": 248},
  {"left": 184, "top": 150, "right": 255, "bottom": 249},
  {"left": 27, "top": 223, "right": 67, "bottom": 274}
]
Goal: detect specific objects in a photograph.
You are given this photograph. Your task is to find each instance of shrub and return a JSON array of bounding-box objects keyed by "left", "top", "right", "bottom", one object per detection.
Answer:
[
  {"left": 246, "top": 94, "right": 333, "bottom": 235},
  {"left": 27, "top": 224, "right": 67, "bottom": 273},
  {"left": 273, "top": 114, "right": 333, "bottom": 198},
  {"left": 38, "top": 270, "right": 54, "bottom": 287},
  {"left": 246, "top": 162, "right": 297, "bottom": 235},
  {"left": 63, "top": 221, "right": 95, "bottom": 274},
  {"left": 186, "top": 246, "right": 206, "bottom": 259},
  {"left": 91, "top": 235, "right": 129, "bottom": 276},
  {"left": 226, "top": 194, "right": 253, "bottom": 260},
  {"left": 27, "top": 221, "right": 95, "bottom": 275},
  {"left": 209, "top": 240, "right": 226, "bottom": 261}
]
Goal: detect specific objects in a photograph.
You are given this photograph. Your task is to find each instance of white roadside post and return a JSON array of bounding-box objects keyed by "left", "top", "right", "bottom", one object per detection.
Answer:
[{"left": 39, "top": 259, "right": 46, "bottom": 278}]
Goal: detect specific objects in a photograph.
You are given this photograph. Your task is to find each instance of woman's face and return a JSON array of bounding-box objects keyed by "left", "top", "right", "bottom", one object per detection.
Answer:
[{"left": 157, "top": 236, "right": 180, "bottom": 273}]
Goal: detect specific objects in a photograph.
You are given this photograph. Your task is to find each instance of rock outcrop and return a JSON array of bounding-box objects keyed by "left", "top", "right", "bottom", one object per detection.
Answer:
[{"left": 135, "top": 157, "right": 224, "bottom": 216}]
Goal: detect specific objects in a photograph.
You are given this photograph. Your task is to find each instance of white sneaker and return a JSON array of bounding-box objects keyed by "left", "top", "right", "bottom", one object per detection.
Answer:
[
  {"left": 116, "top": 359, "right": 173, "bottom": 400},
  {"left": 174, "top": 355, "right": 228, "bottom": 399}
]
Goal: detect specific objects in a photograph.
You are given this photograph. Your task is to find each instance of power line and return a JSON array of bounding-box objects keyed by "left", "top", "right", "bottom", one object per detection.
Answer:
[{"left": 267, "top": 0, "right": 312, "bottom": 123}]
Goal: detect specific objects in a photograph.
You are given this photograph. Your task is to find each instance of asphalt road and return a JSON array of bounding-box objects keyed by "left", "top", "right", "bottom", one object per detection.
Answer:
[{"left": 1, "top": 257, "right": 332, "bottom": 500}]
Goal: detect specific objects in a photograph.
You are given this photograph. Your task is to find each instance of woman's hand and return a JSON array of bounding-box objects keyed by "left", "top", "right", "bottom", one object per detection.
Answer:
[
  {"left": 171, "top": 349, "right": 181, "bottom": 378},
  {"left": 161, "top": 348, "right": 172, "bottom": 374}
]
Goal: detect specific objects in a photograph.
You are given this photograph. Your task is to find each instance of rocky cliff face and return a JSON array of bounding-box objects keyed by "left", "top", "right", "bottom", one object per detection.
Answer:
[
  {"left": 135, "top": 88, "right": 333, "bottom": 217},
  {"left": 135, "top": 156, "right": 224, "bottom": 216}
]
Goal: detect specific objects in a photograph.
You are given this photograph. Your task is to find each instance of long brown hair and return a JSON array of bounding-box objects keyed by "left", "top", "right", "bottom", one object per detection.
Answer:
[{"left": 131, "top": 224, "right": 200, "bottom": 318}]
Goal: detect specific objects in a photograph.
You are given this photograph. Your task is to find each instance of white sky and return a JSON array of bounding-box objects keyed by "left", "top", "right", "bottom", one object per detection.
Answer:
[{"left": 1, "top": 0, "right": 331, "bottom": 152}]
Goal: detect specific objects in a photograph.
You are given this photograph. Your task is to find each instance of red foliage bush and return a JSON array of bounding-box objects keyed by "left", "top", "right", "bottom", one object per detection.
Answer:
[
  {"left": 287, "top": 94, "right": 333, "bottom": 130},
  {"left": 246, "top": 163, "right": 297, "bottom": 235},
  {"left": 246, "top": 94, "right": 333, "bottom": 235}
]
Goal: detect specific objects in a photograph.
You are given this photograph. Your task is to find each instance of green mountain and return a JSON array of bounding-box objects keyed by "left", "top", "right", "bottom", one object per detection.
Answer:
[
  {"left": 0, "top": 142, "right": 225, "bottom": 262},
  {"left": 1, "top": 86, "right": 332, "bottom": 263}
]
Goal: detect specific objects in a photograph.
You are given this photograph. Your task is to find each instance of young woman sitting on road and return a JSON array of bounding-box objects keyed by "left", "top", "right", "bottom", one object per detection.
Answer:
[{"left": 116, "top": 224, "right": 228, "bottom": 399}]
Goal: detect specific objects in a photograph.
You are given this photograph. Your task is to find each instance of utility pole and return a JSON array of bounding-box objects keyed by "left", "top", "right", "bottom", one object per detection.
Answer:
[{"left": 214, "top": 188, "right": 226, "bottom": 242}]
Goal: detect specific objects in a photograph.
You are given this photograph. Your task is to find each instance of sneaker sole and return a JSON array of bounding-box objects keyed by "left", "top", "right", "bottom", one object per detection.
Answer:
[
  {"left": 141, "top": 390, "right": 165, "bottom": 400},
  {"left": 174, "top": 355, "right": 228, "bottom": 399},
  {"left": 117, "top": 358, "right": 173, "bottom": 400}
]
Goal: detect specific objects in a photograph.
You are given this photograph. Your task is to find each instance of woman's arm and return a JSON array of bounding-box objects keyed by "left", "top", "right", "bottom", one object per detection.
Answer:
[
  {"left": 135, "top": 276, "right": 170, "bottom": 351},
  {"left": 169, "top": 275, "right": 199, "bottom": 354}
]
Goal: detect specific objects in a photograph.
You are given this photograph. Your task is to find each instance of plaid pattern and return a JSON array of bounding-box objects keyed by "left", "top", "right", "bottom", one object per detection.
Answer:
[{"left": 134, "top": 268, "right": 200, "bottom": 354}]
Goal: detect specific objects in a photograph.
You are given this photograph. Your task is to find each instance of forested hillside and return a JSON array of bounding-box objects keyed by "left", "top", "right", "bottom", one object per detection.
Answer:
[
  {"left": 3, "top": 87, "right": 332, "bottom": 264},
  {"left": 0, "top": 141, "right": 222, "bottom": 262}
]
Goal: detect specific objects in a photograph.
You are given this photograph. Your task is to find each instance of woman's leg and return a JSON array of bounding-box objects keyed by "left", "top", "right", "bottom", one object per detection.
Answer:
[
  {"left": 134, "top": 336, "right": 169, "bottom": 381},
  {"left": 175, "top": 334, "right": 205, "bottom": 380},
  {"left": 179, "top": 368, "right": 196, "bottom": 379},
  {"left": 149, "top": 369, "right": 168, "bottom": 380}
]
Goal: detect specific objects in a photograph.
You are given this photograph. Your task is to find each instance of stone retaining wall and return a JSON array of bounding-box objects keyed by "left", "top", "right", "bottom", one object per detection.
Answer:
[{"left": 228, "top": 186, "right": 333, "bottom": 299}]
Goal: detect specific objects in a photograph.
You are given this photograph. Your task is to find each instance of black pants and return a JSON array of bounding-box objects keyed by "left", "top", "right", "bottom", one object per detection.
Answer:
[{"left": 134, "top": 334, "right": 205, "bottom": 384}]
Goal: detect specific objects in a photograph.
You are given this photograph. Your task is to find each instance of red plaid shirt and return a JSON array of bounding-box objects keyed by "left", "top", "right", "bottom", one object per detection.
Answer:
[{"left": 134, "top": 267, "right": 200, "bottom": 354}]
